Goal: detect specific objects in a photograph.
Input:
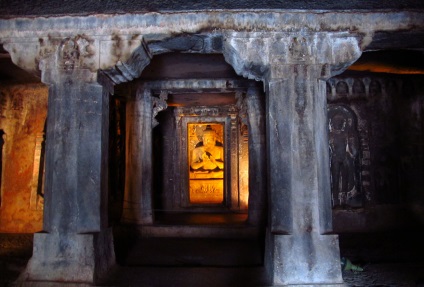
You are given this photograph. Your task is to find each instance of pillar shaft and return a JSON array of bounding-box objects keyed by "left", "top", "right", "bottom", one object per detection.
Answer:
[
  {"left": 43, "top": 70, "right": 109, "bottom": 233},
  {"left": 246, "top": 86, "right": 267, "bottom": 225},
  {"left": 22, "top": 67, "right": 115, "bottom": 283},
  {"left": 267, "top": 65, "right": 332, "bottom": 234},
  {"left": 223, "top": 32, "right": 361, "bottom": 285},
  {"left": 265, "top": 65, "right": 342, "bottom": 285},
  {"left": 122, "top": 87, "right": 154, "bottom": 224}
]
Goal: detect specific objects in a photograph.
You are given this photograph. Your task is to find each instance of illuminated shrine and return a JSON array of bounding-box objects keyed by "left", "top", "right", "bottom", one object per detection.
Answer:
[{"left": 0, "top": 2, "right": 424, "bottom": 286}]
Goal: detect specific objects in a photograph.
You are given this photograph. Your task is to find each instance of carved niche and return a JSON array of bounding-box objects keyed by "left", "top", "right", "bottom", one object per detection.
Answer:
[{"left": 175, "top": 105, "right": 241, "bottom": 209}]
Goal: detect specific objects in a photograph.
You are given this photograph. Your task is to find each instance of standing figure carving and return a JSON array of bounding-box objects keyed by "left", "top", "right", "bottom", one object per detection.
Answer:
[{"left": 328, "top": 106, "right": 361, "bottom": 208}]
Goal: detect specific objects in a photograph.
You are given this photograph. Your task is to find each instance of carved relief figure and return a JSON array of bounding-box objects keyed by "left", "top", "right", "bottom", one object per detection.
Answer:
[
  {"left": 188, "top": 123, "right": 225, "bottom": 204},
  {"left": 191, "top": 125, "right": 224, "bottom": 171},
  {"left": 328, "top": 106, "right": 361, "bottom": 208}
]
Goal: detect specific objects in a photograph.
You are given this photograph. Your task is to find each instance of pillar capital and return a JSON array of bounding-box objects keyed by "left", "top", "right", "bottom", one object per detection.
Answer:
[
  {"left": 3, "top": 34, "right": 151, "bottom": 87},
  {"left": 223, "top": 31, "right": 362, "bottom": 81}
]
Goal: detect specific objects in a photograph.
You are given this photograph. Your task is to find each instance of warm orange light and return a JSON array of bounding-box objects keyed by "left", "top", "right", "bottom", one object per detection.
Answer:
[
  {"left": 348, "top": 62, "right": 424, "bottom": 75},
  {"left": 188, "top": 123, "right": 225, "bottom": 204}
]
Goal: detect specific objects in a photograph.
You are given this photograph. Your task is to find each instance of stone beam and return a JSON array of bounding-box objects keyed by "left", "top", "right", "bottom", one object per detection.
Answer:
[
  {"left": 1, "top": 12, "right": 424, "bottom": 64},
  {"left": 0, "top": 11, "right": 423, "bottom": 44}
]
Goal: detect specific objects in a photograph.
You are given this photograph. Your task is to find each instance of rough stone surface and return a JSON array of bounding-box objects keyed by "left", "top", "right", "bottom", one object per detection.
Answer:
[
  {"left": 0, "top": 84, "right": 47, "bottom": 233},
  {"left": 42, "top": 70, "right": 108, "bottom": 233},
  {"left": 21, "top": 229, "right": 115, "bottom": 283},
  {"left": 246, "top": 86, "right": 267, "bottom": 225},
  {"left": 1, "top": 0, "right": 424, "bottom": 18},
  {"left": 1, "top": 11, "right": 424, "bottom": 78},
  {"left": 266, "top": 232, "right": 343, "bottom": 285},
  {"left": 122, "top": 87, "right": 154, "bottom": 224},
  {"left": 222, "top": 32, "right": 352, "bottom": 284}
]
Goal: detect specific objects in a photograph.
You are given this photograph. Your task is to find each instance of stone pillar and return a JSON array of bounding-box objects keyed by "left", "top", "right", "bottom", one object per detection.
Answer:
[
  {"left": 6, "top": 38, "right": 115, "bottom": 284},
  {"left": 223, "top": 32, "right": 362, "bottom": 285},
  {"left": 264, "top": 65, "right": 342, "bottom": 285},
  {"left": 122, "top": 87, "right": 154, "bottom": 224},
  {"left": 246, "top": 86, "right": 267, "bottom": 225}
]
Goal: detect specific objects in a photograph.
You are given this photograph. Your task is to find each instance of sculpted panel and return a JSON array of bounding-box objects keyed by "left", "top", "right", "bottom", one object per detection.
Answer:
[
  {"left": 328, "top": 105, "right": 362, "bottom": 208},
  {"left": 188, "top": 123, "right": 225, "bottom": 204}
]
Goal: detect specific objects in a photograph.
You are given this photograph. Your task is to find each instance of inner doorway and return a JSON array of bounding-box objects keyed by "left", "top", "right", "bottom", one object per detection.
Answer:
[{"left": 151, "top": 88, "right": 250, "bottom": 226}]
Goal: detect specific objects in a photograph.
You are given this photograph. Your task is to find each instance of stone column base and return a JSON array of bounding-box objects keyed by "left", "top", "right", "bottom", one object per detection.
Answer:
[
  {"left": 20, "top": 228, "right": 115, "bottom": 284},
  {"left": 265, "top": 230, "right": 343, "bottom": 286}
]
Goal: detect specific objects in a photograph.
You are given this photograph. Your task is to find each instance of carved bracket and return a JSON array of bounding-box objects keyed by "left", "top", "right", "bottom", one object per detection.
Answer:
[
  {"left": 152, "top": 91, "right": 169, "bottom": 128},
  {"left": 100, "top": 40, "right": 152, "bottom": 87},
  {"left": 222, "top": 32, "right": 363, "bottom": 81}
]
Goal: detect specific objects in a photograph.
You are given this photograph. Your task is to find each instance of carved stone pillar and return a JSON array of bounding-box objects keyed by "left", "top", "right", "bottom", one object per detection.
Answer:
[
  {"left": 5, "top": 38, "right": 115, "bottom": 284},
  {"left": 122, "top": 87, "right": 154, "bottom": 224},
  {"left": 223, "top": 32, "right": 362, "bottom": 285},
  {"left": 245, "top": 86, "right": 267, "bottom": 225}
]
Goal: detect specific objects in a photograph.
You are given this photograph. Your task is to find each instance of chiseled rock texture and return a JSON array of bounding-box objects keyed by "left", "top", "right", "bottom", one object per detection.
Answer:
[
  {"left": 0, "top": 0, "right": 424, "bottom": 18},
  {"left": 0, "top": 84, "right": 47, "bottom": 233}
]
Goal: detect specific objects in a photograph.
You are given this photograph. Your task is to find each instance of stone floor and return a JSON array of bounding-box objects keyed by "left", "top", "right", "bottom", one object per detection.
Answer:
[{"left": 1, "top": 232, "right": 424, "bottom": 286}]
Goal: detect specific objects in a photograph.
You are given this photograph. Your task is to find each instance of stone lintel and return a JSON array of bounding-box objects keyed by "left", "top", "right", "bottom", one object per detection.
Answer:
[
  {"left": 1, "top": 11, "right": 423, "bottom": 43},
  {"left": 21, "top": 229, "right": 115, "bottom": 284},
  {"left": 141, "top": 78, "right": 253, "bottom": 94}
]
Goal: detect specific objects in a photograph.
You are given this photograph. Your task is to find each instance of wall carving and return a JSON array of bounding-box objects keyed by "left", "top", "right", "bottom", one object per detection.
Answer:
[
  {"left": 328, "top": 105, "right": 361, "bottom": 208},
  {"left": 152, "top": 91, "right": 168, "bottom": 127},
  {"left": 327, "top": 76, "right": 423, "bottom": 208}
]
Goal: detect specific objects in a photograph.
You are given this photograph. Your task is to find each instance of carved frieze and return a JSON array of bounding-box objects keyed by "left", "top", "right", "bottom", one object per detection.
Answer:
[
  {"left": 175, "top": 105, "right": 238, "bottom": 121},
  {"left": 326, "top": 76, "right": 418, "bottom": 206}
]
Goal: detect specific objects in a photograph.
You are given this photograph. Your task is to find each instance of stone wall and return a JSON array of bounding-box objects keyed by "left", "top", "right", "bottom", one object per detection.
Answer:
[
  {"left": 0, "top": 74, "right": 423, "bottom": 233},
  {"left": 329, "top": 74, "right": 424, "bottom": 231},
  {"left": 0, "top": 84, "right": 47, "bottom": 233}
]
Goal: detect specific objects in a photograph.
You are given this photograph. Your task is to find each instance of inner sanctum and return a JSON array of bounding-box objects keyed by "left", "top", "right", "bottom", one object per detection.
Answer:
[{"left": 114, "top": 69, "right": 265, "bottom": 228}]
